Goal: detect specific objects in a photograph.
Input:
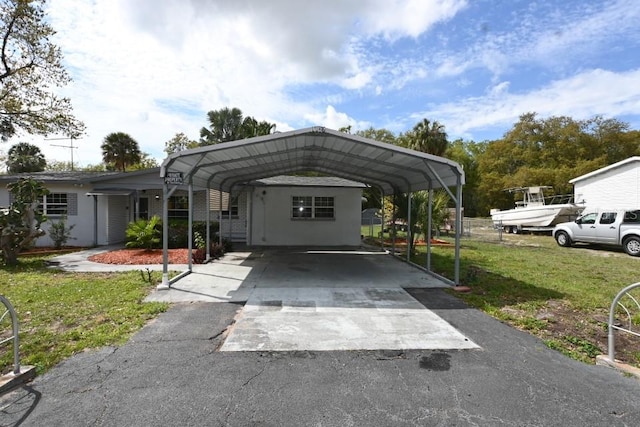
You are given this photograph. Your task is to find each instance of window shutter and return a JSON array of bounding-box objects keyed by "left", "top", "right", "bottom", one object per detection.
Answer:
[{"left": 67, "top": 193, "right": 78, "bottom": 216}]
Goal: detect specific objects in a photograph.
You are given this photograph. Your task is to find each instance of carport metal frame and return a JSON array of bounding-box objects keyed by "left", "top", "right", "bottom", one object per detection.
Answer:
[{"left": 158, "top": 126, "right": 465, "bottom": 287}]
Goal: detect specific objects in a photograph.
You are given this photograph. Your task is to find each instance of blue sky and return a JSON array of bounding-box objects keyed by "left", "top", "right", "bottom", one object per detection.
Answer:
[{"left": 17, "top": 0, "right": 640, "bottom": 167}]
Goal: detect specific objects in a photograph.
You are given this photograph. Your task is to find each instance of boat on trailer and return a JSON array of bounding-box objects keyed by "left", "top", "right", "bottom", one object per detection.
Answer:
[{"left": 490, "top": 186, "right": 583, "bottom": 233}]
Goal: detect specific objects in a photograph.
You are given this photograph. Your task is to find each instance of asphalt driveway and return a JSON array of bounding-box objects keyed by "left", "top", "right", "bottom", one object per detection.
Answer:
[{"left": 2, "top": 291, "right": 640, "bottom": 426}]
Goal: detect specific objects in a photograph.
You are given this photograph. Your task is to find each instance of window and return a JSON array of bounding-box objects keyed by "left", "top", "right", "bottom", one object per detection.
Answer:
[
  {"left": 39, "top": 193, "right": 68, "bottom": 215},
  {"left": 292, "top": 196, "right": 313, "bottom": 218},
  {"left": 221, "top": 199, "right": 239, "bottom": 219},
  {"left": 624, "top": 210, "right": 640, "bottom": 223},
  {"left": 168, "top": 196, "right": 189, "bottom": 219},
  {"left": 599, "top": 212, "right": 617, "bottom": 225},
  {"left": 291, "top": 196, "right": 334, "bottom": 219},
  {"left": 579, "top": 213, "right": 597, "bottom": 225},
  {"left": 314, "top": 196, "right": 334, "bottom": 218}
]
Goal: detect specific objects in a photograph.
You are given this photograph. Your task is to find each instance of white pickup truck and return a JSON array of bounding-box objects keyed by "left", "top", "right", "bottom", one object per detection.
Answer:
[{"left": 553, "top": 209, "right": 640, "bottom": 256}]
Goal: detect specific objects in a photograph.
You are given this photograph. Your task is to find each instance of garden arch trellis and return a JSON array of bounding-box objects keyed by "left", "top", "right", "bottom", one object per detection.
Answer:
[{"left": 159, "top": 126, "right": 465, "bottom": 287}]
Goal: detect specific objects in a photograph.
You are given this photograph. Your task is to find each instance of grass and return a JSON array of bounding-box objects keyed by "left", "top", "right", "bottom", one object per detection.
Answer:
[
  {"left": 0, "top": 256, "right": 168, "bottom": 375},
  {"left": 406, "top": 233, "right": 640, "bottom": 366}
]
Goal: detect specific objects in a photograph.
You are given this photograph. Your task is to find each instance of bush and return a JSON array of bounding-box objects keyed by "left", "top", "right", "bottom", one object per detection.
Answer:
[
  {"left": 49, "top": 215, "right": 76, "bottom": 249},
  {"left": 126, "top": 216, "right": 161, "bottom": 250},
  {"left": 165, "top": 220, "right": 219, "bottom": 249}
]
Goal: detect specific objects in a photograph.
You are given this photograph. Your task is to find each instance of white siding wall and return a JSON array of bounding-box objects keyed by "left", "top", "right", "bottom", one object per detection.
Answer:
[
  {"left": 574, "top": 162, "right": 640, "bottom": 210},
  {"left": 31, "top": 184, "right": 96, "bottom": 247},
  {"left": 249, "top": 186, "right": 362, "bottom": 246}
]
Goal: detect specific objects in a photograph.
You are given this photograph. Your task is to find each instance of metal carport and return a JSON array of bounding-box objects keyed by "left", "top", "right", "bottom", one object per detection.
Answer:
[{"left": 158, "top": 126, "right": 465, "bottom": 287}]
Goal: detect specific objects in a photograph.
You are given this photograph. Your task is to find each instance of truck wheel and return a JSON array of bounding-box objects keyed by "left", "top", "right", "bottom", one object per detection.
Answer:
[
  {"left": 623, "top": 236, "right": 640, "bottom": 256},
  {"left": 555, "top": 231, "right": 572, "bottom": 247}
]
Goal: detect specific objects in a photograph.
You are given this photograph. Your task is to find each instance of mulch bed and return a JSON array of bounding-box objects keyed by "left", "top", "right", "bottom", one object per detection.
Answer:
[{"left": 88, "top": 248, "right": 190, "bottom": 265}]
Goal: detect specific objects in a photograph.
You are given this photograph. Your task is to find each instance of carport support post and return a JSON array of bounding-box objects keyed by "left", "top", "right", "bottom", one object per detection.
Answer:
[
  {"left": 160, "top": 183, "right": 170, "bottom": 289},
  {"left": 427, "top": 188, "right": 433, "bottom": 272},
  {"left": 188, "top": 182, "right": 193, "bottom": 272},
  {"left": 380, "top": 189, "right": 385, "bottom": 251},
  {"left": 454, "top": 176, "right": 462, "bottom": 285},
  {"left": 206, "top": 188, "right": 211, "bottom": 261},
  {"left": 407, "top": 190, "right": 412, "bottom": 262}
]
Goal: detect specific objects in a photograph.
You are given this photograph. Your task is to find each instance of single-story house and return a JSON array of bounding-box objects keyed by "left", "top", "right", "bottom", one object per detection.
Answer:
[
  {"left": 0, "top": 170, "right": 365, "bottom": 248},
  {"left": 570, "top": 156, "right": 640, "bottom": 209},
  {"left": 0, "top": 127, "right": 466, "bottom": 285}
]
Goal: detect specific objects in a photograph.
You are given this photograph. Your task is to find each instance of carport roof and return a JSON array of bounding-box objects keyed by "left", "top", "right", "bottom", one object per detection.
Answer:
[{"left": 160, "top": 127, "right": 464, "bottom": 194}]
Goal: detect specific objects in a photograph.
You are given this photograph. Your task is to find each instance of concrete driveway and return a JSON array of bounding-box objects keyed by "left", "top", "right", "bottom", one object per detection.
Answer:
[{"left": 146, "top": 247, "right": 478, "bottom": 352}]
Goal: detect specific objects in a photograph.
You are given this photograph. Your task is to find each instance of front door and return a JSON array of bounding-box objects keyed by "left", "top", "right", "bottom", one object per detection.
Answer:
[{"left": 137, "top": 197, "right": 149, "bottom": 220}]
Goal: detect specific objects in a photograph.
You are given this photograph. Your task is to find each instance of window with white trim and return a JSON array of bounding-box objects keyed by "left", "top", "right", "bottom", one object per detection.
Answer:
[
  {"left": 291, "top": 196, "right": 334, "bottom": 219},
  {"left": 39, "top": 193, "right": 68, "bottom": 215}
]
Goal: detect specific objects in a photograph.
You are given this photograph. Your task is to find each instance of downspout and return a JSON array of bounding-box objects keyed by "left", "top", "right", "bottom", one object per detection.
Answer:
[{"left": 92, "top": 195, "right": 98, "bottom": 246}]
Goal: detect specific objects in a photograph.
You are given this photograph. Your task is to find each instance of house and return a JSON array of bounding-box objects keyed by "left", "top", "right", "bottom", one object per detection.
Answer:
[
  {"left": 570, "top": 157, "right": 640, "bottom": 209},
  {"left": 0, "top": 169, "right": 365, "bottom": 248}
]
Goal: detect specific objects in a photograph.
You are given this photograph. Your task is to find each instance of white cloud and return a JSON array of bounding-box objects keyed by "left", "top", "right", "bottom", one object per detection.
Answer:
[
  {"left": 424, "top": 69, "right": 640, "bottom": 139},
  {"left": 304, "top": 106, "right": 370, "bottom": 131}
]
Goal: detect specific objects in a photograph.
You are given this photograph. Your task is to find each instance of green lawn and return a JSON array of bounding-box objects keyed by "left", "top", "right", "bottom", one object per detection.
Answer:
[
  {"left": 408, "top": 234, "right": 640, "bottom": 365},
  {"left": 0, "top": 256, "right": 168, "bottom": 375}
]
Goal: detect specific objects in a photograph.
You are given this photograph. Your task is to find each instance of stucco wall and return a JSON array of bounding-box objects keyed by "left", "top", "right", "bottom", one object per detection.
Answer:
[
  {"left": 249, "top": 186, "right": 362, "bottom": 246},
  {"left": 574, "top": 161, "right": 640, "bottom": 210}
]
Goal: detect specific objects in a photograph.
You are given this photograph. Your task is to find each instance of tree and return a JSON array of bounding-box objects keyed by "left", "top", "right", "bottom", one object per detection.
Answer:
[
  {"left": 199, "top": 107, "right": 276, "bottom": 145},
  {"left": 200, "top": 107, "right": 244, "bottom": 145},
  {"left": 101, "top": 132, "right": 142, "bottom": 172},
  {"left": 404, "top": 118, "right": 449, "bottom": 156},
  {"left": 6, "top": 141, "right": 46, "bottom": 172},
  {"left": 0, "top": 177, "right": 48, "bottom": 265},
  {"left": 0, "top": 0, "right": 84, "bottom": 141},
  {"left": 127, "top": 152, "right": 158, "bottom": 171},
  {"left": 164, "top": 132, "right": 197, "bottom": 155}
]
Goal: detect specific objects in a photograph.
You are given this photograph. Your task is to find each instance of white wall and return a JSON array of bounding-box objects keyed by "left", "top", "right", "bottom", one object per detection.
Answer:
[
  {"left": 249, "top": 186, "right": 362, "bottom": 246},
  {"left": 33, "top": 183, "right": 96, "bottom": 247},
  {"left": 574, "top": 161, "right": 640, "bottom": 210}
]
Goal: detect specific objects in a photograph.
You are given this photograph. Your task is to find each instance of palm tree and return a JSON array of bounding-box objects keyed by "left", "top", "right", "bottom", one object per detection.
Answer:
[
  {"left": 101, "top": 132, "right": 142, "bottom": 172},
  {"left": 199, "top": 107, "right": 245, "bottom": 145},
  {"left": 408, "top": 119, "right": 449, "bottom": 156},
  {"left": 7, "top": 142, "right": 47, "bottom": 173}
]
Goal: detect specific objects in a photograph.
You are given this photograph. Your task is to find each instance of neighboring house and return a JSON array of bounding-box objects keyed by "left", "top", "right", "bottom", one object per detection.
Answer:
[
  {"left": 570, "top": 157, "right": 640, "bottom": 210},
  {"left": 0, "top": 170, "right": 364, "bottom": 247}
]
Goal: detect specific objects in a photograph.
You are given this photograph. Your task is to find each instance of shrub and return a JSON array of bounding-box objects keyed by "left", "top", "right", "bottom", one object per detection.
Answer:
[
  {"left": 0, "top": 178, "right": 48, "bottom": 265},
  {"left": 49, "top": 215, "right": 76, "bottom": 249},
  {"left": 126, "top": 215, "right": 161, "bottom": 250}
]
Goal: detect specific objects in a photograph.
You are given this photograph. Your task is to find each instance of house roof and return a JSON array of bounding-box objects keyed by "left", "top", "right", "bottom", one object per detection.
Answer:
[
  {"left": 252, "top": 175, "right": 366, "bottom": 188},
  {"left": 160, "top": 127, "right": 464, "bottom": 194},
  {"left": 0, "top": 171, "right": 120, "bottom": 183},
  {"left": 569, "top": 156, "right": 640, "bottom": 184}
]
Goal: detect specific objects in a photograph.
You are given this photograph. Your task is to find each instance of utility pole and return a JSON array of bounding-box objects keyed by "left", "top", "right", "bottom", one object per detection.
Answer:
[{"left": 46, "top": 136, "right": 79, "bottom": 171}]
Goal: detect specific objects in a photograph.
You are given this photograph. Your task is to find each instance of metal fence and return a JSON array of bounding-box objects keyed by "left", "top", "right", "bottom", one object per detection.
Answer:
[
  {"left": 0, "top": 295, "right": 21, "bottom": 375},
  {"left": 606, "top": 282, "right": 640, "bottom": 362}
]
